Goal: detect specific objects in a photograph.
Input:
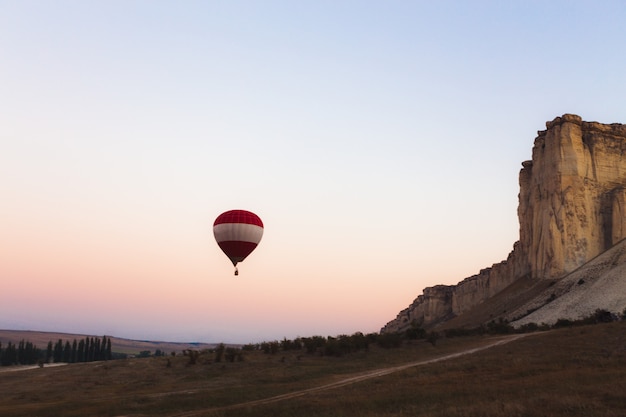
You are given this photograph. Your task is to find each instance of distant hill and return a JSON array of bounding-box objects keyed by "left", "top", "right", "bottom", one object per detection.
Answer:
[{"left": 0, "top": 330, "right": 220, "bottom": 355}]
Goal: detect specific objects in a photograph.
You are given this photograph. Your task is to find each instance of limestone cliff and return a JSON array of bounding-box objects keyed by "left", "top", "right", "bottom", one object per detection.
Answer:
[
  {"left": 381, "top": 114, "right": 626, "bottom": 333},
  {"left": 519, "top": 114, "right": 626, "bottom": 279}
]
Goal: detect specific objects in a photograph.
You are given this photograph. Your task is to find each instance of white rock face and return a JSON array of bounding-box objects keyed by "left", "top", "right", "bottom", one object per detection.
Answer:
[
  {"left": 509, "top": 238, "right": 626, "bottom": 327},
  {"left": 518, "top": 114, "right": 626, "bottom": 279},
  {"left": 381, "top": 114, "right": 626, "bottom": 333}
]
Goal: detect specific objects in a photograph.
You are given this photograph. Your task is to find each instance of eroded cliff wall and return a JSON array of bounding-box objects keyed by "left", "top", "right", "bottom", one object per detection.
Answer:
[
  {"left": 382, "top": 114, "right": 626, "bottom": 333},
  {"left": 519, "top": 114, "right": 626, "bottom": 278}
]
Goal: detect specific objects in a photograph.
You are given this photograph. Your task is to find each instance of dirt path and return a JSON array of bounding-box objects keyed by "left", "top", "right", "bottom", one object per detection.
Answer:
[
  {"left": 168, "top": 333, "right": 531, "bottom": 417},
  {"left": 0, "top": 362, "right": 68, "bottom": 373}
]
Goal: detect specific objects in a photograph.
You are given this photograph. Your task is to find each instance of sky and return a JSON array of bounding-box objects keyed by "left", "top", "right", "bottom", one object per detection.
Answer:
[{"left": 1, "top": 1, "right": 626, "bottom": 344}]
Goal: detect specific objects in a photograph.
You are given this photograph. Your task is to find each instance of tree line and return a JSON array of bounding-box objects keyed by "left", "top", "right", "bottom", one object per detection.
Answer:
[
  {"left": 0, "top": 336, "right": 112, "bottom": 366},
  {"left": 240, "top": 308, "right": 626, "bottom": 359},
  {"left": 241, "top": 331, "right": 412, "bottom": 358}
]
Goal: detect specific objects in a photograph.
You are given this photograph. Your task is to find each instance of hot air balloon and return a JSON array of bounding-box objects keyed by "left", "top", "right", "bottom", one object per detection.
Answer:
[{"left": 213, "top": 209, "right": 264, "bottom": 275}]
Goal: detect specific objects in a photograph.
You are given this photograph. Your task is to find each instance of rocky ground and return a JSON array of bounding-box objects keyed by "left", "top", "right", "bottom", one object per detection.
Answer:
[{"left": 509, "top": 238, "right": 626, "bottom": 327}]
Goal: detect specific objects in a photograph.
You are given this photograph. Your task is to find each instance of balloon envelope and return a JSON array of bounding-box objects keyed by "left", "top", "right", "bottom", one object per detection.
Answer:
[{"left": 213, "top": 210, "right": 264, "bottom": 267}]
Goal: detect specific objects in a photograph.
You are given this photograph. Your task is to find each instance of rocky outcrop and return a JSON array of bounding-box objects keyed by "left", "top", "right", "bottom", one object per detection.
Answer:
[
  {"left": 381, "top": 114, "right": 626, "bottom": 333},
  {"left": 518, "top": 114, "right": 626, "bottom": 279},
  {"left": 381, "top": 255, "right": 523, "bottom": 333}
]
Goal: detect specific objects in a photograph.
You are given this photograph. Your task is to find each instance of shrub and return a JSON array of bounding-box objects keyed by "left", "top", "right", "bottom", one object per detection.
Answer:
[
  {"left": 487, "top": 319, "right": 513, "bottom": 334},
  {"left": 427, "top": 331, "right": 440, "bottom": 346},
  {"left": 517, "top": 322, "right": 540, "bottom": 333},
  {"left": 214, "top": 344, "right": 225, "bottom": 362},
  {"left": 323, "top": 337, "right": 344, "bottom": 357},
  {"left": 553, "top": 318, "right": 574, "bottom": 328},
  {"left": 376, "top": 332, "right": 402, "bottom": 349},
  {"left": 241, "top": 344, "right": 257, "bottom": 351},
  {"left": 592, "top": 309, "right": 615, "bottom": 323},
  {"left": 224, "top": 347, "right": 243, "bottom": 362},
  {"left": 444, "top": 327, "right": 474, "bottom": 338},
  {"left": 301, "top": 336, "right": 326, "bottom": 354},
  {"left": 405, "top": 326, "right": 427, "bottom": 340}
]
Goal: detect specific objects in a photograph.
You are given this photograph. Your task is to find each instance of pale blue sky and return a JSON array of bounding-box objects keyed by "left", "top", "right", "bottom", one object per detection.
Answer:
[{"left": 1, "top": 1, "right": 625, "bottom": 343}]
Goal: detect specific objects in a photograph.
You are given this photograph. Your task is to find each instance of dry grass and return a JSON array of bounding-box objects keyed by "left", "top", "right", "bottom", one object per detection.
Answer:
[{"left": 0, "top": 322, "right": 624, "bottom": 417}]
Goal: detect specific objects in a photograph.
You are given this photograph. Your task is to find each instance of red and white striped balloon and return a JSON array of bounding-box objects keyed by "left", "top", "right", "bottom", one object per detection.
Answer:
[{"left": 213, "top": 210, "right": 264, "bottom": 275}]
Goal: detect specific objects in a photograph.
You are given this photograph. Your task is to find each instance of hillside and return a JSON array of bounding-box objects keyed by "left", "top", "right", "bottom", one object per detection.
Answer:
[
  {"left": 508, "top": 237, "right": 626, "bottom": 326},
  {"left": 435, "top": 274, "right": 555, "bottom": 331},
  {"left": 0, "top": 330, "right": 218, "bottom": 355}
]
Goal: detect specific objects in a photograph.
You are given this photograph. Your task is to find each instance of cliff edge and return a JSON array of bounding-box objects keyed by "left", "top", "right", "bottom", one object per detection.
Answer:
[{"left": 382, "top": 114, "right": 626, "bottom": 333}]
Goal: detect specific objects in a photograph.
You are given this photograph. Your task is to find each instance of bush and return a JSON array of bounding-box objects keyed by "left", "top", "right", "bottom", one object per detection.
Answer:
[
  {"left": 405, "top": 326, "right": 427, "bottom": 340},
  {"left": 376, "top": 332, "right": 402, "bottom": 349},
  {"left": 487, "top": 319, "right": 513, "bottom": 334},
  {"left": 224, "top": 347, "right": 243, "bottom": 362},
  {"left": 300, "top": 336, "right": 326, "bottom": 354},
  {"left": 553, "top": 318, "right": 574, "bottom": 328},
  {"left": 260, "top": 341, "right": 280, "bottom": 355},
  {"left": 592, "top": 309, "right": 615, "bottom": 323},
  {"left": 214, "top": 344, "right": 225, "bottom": 362},
  {"left": 241, "top": 344, "right": 257, "bottom": 351},
  {"left": 444, "top": 328, "right": 475, "bottom": 338},
  {"left": 426, "top": 331, "right": 440, "bottom": 346},
  {"left": 517, "top": 322, "right": 540, "bottom": 333}
]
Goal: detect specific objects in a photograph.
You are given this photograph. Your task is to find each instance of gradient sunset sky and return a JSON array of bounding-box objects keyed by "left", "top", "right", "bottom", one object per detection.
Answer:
[{"left": 2, "top": 1, "right": 625, "bottom": 344}]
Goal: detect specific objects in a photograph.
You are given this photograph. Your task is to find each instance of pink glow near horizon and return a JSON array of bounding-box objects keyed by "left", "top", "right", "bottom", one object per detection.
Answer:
[{"left": 2, "top": 2, "right": 626, "bottom": 343}]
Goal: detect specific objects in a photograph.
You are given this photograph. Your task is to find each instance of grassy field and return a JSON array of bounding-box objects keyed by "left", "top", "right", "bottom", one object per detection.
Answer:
[{"left": 0, "top": 322, "right": 624, "bottom": 417}]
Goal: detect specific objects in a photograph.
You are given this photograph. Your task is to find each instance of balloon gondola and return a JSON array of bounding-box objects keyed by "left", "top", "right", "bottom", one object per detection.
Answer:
[{"left": 213, "top": 209, "right": 263, "bottom": 275}]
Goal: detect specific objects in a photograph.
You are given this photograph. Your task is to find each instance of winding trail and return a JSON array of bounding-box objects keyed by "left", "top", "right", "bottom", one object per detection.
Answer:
[{"left": 169, "top": 333, "right": 531, "bottom": 417}]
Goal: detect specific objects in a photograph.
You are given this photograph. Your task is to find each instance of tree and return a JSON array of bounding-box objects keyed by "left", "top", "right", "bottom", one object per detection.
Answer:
[
  {"left": 89, "top": 337, "right": 96, "bottom": 362},
  {"left": 71, "top": 340, "right": 78, "bottom": 363},
  {"left": 77, "top": 339, "right": 85, "bottom": 362},
  {"left": 214, "top": 343, "right": 225, "bottom": 362},
  {"left": 377, "top": 332, "right": 402, "bottom": 348},
  {"left": 46, "top": 341, "right": 53, "bottom": 363},
  {"left": 224, "top": 347, "right": 243, "bottom": 362},
  {"left": 94, "top": 338, "right": 101, "bottom": 361},
  {"left": 183, "top": 349, "right": 199, "bottom": 364},
  {"left": 301, "top": 336, "right": 326, "bottom": 354},
  {"left": 18, "top": 340, "right": 26, "bottom": 364},
  {"left": 17, "top": 340, "right": 40, "bottom": 365},
  {"left": 99, "top": 336, "right": 107, "bottom": 360},
  {"left": 84, "top": 338, "right": 90, "bottom": 361},
  {"left": 405, "top": 326, "right": 427, "bottom": 340},
  {"left": 427, "top": 331, "right": 440, "bottom": 346},
  {"left": 1, "top": 342, "right": 17, "bottom": 366},
  {"left": 106, "top": 337, "right": 112, "bottom": 360},
  {"left": 63, "top": 341, "right": 72, "bottom": 363},
  {"left": 53, "top": 339, "right": 63, "bottom": 363}
]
